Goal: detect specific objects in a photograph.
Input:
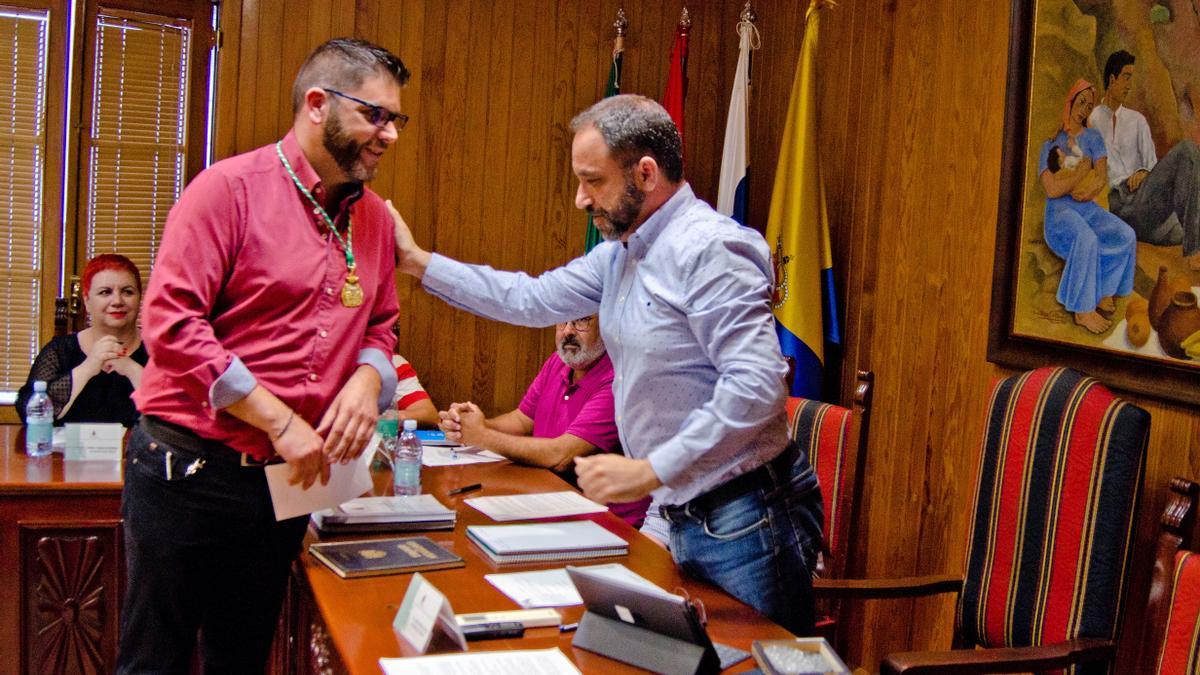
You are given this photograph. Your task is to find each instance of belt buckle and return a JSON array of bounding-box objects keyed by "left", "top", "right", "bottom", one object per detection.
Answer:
[{"left": 659, "top": 502, "right": 689, "bottom": 524}]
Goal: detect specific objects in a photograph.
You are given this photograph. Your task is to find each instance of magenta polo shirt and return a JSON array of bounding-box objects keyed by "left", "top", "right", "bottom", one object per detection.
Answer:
[{"left": 518, "top": 352, "right": 651, "bottom": 527}]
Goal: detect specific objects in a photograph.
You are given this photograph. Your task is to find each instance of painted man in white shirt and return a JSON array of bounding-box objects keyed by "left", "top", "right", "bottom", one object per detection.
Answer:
[{"left": 1089, "top": 49, "right": 1200, "bottom": 270}]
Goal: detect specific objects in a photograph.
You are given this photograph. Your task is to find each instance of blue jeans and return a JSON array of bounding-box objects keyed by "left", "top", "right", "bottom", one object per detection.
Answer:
[
  {"left": 116, "top": 421, "right": 309, "bottom": 674},
  {"left": 666, "top": 445, "right": 823, "bottom": 636}
]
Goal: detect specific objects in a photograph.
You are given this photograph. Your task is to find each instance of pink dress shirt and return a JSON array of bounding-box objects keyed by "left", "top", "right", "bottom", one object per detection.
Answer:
[
  {"left": 135, "top": 131, "right": 399, "bottom": 459},
  {"left": 518, "top": 352, "right": 650, "bottom": 526}
]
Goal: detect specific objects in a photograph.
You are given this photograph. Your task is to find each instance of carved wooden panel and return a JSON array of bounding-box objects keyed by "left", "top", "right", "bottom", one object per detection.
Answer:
[{"left": 20, "top": 523, "right": 121, "bottom": 675}]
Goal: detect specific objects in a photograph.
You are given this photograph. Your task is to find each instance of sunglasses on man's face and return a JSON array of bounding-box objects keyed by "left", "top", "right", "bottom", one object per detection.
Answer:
[{"left": 323, "top": 88, "right": 409, "bottom": 131}]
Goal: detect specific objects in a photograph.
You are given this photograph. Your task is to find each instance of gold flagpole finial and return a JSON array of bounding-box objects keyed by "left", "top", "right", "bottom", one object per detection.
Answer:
[
  {"left": 614, "top": 7, "right": 628, "bottom": 37},
  {"left": 678, "top": 7, "right": 692, "bottom": 33},
  {"left": 740, "top": 2, "right": 757, "bottom": 24}
]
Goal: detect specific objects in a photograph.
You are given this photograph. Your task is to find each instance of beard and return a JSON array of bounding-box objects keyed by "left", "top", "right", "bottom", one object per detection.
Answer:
[
  {"left": 588, "top": 175, "right": 645, "bottom": 241},
  {"left": 557, "top": 334, "right": 607, "bottom": 369},
  {"left": 322, "top": 112, "right": 375, "bottom": 182}
]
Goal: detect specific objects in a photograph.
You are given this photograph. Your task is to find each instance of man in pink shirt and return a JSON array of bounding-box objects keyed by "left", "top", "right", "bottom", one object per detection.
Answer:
[
  {"left": 438, "top": 316, "right": 651, "bottom": 527},
  {"left": 118, "top": 39, "right": 407, "bottom": 673}
]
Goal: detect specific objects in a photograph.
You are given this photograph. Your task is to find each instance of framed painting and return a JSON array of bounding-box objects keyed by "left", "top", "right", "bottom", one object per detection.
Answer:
[{"left": 989, "top": 0, "right": 1200, "bottom": 406}]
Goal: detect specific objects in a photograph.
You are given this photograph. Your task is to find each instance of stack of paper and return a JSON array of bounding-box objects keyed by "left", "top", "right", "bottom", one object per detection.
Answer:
[
  {"left": 312, "top": 494, "right": 456, "bottom": 534},
  {"left": 464, "top": 491, "right": 608, "bottom": 521},
  {"left": 466, "top": 521, "right": 628, "bottom": 565}
]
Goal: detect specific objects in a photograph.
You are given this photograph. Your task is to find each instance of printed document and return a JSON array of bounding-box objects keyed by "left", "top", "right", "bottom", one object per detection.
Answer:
[
  {"left": 265, "top": 434, "right": 376, "bottom": 520},
  {"left": 464, "top": 491, "right": 608, "bottom": 521},
  {"left": 380, "top": 648, "right": 581, "bottom": 675},
  {"left": 422, "top": 445, "right": 506, "bottom": 467},
  {"left": 485, "top": 563, "right": 668, "bottom": 608}
]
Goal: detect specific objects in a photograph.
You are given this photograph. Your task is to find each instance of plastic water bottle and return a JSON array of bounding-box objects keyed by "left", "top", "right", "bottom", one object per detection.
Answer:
[
  {"left": 394, "top": 419, "right": 423, "bottom": 496},
  {"left": 25, "top": 380, "right": 53, "bottom": 457},
  {"left": 374, "top": 411, "right": 399, "bottom": 472}
]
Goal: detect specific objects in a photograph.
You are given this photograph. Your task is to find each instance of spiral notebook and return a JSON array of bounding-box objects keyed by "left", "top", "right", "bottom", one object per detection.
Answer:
[{"left": 466, "top": 521, "right": 628, "bottom": 565}]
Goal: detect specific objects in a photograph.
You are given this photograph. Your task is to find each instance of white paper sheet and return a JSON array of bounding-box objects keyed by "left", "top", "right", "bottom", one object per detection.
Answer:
[
  {"left": 265, "top": 435, "right": 376, "bottom": 521},
  {"left": 484, "top": 563, "right": 667, "bottom": 608},
  {"left": 464, "top": 491, "right": 608, "bottom": 521},
  {"left": 421, "top": 445, "right": 506, "bottom": 467},
  {"left": 380, "top": 648, "right": 581, "bottom": 675},
  {"left": 484, "top": 568, "right": 583, "bottom": 608}
]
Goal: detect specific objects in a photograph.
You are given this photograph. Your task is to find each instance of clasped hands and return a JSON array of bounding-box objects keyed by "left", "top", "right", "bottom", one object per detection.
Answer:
[
  {"left": 83, "top": 335, "right": 139, "bottom": 378},
  {"left": 437, "top": 401, "right": 487, "bottom": 446},
  {"left": 438, "top": 401, "right": 662, "bottom": 503}
]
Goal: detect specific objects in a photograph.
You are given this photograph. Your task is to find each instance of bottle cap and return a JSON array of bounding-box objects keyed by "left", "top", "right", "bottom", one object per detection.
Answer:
[
  {"left": 403, "top": 419, "right": 418, "bottom": 431},
  {"left": 33, "top": 380, "right": 46, "bottom": 392},
  {"left": 377, "top": 418, "right": 399, "bottom": 436}
]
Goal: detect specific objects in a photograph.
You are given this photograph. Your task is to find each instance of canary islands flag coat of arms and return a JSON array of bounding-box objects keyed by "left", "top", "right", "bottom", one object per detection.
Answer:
[{"left": 765, "top": 0, "right": 839, "bottom": 399}]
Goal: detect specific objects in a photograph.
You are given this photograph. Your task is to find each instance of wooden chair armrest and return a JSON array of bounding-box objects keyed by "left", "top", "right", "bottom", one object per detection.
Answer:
[
  {"left": 881, "top": 637, "right": 1115, "bottom": 674},
  {"left": 812, "top": 573, "right": 962, "bottom": 600}
]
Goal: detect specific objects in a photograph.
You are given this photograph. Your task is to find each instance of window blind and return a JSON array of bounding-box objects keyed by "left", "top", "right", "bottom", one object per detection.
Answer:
[
  {"left": 0, "top": 7, "right": 50, "bottom": 398},
  {"left": 83, "top": 9, "right": 191, "bottom": 276}
]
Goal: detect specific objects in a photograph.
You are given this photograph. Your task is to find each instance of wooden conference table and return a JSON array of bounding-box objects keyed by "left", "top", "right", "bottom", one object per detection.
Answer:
[
  {"left": 288, "top": 456, "right": 795, "bottom": 673},
  {"left": 0, "top": 426, "right": 794, "bottom": 674}
]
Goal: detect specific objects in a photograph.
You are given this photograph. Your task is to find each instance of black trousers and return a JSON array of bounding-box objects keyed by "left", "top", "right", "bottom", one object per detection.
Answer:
[{"left": 116, "top": 420, "right": 309, "bottom": 674}]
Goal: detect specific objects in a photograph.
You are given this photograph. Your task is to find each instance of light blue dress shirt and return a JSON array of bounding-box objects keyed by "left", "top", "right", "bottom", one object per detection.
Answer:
[{"left": 423, "top": 184, "right": 790, "bottom": 508}]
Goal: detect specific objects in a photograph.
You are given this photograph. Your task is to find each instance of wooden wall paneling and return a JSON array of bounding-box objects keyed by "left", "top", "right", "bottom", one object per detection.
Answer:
[
  {"left": 387, "top": 2, "right": 430, "bottom": 408},
  {"left": 818, "top": 3, "right": 888, "bottom": 665},
  {"left": 328, "top": 0, "right": 354, "bottom": 44},
  {"left": 275, "top": 0, "right": 308, "bottom": 136},
  {"left": 419, "top": 0, "right": 464, "bottom": 412},
  {"left": 304, "top": 0, "right": 331, "bottom": 58},
  {"left": 468, "top": 2, "right": 514, "bottom": 414},
  {"left": 248, "top": 0, "right": 282, "bottom": 148},
  {"left": 458, "top": 0, "right": 499, "bottom": 412},
  {"left": 212, "top": 0, "right": 242, "bottom": 162}
]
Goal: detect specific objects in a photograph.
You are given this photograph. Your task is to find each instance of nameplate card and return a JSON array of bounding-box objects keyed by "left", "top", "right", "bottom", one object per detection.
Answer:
[
  {"left": 393, "top": 573, "right": 467, "bottom": 654},
  {"left": 64, "top": 423, "right": 124, "bottom": 461}
]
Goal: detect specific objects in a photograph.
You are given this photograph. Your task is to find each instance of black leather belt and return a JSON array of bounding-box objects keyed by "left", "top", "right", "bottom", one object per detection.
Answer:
[
  {"left": 659, "top": 441, "right": 800, "bottom": 523},
  {"left": 140, "top": 415, "right": 282, "bottom": 467}
]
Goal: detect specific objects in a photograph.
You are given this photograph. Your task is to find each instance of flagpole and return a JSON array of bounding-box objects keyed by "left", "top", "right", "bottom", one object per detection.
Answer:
[
  {"left": 717, "top": 3, "right": 760, "bottom": 226},
  {"left": 584, "top": 7, "right": 631, "bottom": 252},
  {"left": 663, "top": 7, "right": 691, "bottom": 161},
  {"left": 613, "top": 7, "right": 627, "bottom": 79}
]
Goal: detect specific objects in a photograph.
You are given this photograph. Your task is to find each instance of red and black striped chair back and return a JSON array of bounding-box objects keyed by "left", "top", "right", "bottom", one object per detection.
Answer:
[
  {"left": 1156, "top": 551, "right": 1200, "bottom": 675},
  {"left": 788, "top": 396, "right": 856, "bottom": 573},
  {"left": 786, "top": 370, "right": 872, "bottom": 578},
  {"left": 957, "top": 367, "right": 1149, "bottom": 672}
]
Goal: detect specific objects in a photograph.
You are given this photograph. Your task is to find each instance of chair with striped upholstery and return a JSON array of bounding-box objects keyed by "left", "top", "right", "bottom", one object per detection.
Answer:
[
  {"left": 1138, "top": 478, "right": 1200, "bottom": 675},
  {"left": 786, "top": 370, "right": 873, "bottom": 649},
  {"left": 817, "top": 367, "right": 1150, "bottom": 674}
]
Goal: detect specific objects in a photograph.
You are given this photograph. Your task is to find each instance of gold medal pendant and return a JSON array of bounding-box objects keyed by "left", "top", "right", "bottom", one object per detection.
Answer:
[{"left": 341, "top": 269, "right": 364, "bottom": 308}]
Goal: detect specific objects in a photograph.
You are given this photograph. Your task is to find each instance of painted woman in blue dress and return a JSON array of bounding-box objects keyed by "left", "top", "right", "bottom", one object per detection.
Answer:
[{"left": 1038, "top": 78, "right": 1137, "bottom": 334}]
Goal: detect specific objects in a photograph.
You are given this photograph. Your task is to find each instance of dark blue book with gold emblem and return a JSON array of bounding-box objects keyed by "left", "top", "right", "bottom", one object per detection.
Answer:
[{"left": 308, "top": 536, "right": 464, "bottom": 579}]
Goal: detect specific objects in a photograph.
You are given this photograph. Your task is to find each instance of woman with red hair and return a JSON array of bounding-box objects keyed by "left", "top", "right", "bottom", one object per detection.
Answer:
[{"left": 16, "top": 254, "right": 148, "bottom": 426}]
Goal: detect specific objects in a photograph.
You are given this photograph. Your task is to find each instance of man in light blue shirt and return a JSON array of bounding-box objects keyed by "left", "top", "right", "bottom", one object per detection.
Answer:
[{"left": 389, "top": 94, "right": 823, "bottom": 635}]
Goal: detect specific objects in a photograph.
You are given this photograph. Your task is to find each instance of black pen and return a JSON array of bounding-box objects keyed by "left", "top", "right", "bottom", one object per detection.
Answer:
[
  {"left": 559, "top": 622, "right": 579, "bottom": 633},
  {"left": 448, "top": 482, "right": 482, "bottom": 496}
]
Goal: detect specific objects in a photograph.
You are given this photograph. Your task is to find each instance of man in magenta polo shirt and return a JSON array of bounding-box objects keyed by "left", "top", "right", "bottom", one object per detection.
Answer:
[{"left": 438, "top": 315, "right": 650, "bottom": 527}]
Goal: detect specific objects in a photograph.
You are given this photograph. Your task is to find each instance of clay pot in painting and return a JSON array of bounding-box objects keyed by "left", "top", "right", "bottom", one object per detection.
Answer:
[
  {"left": 1149, "top": 266, "right": 1172, "bottom": 331},
  {"left": 1158, "top": 291, "right": 1200, "bottom": 360},
  {"left": 1148, "top": 265, "right": 1194, "bottom": 331}
]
